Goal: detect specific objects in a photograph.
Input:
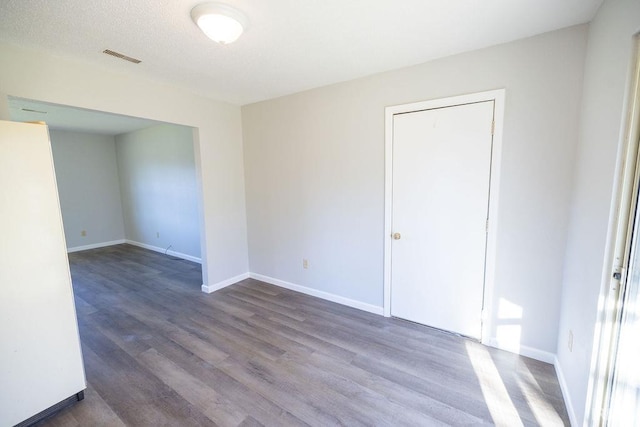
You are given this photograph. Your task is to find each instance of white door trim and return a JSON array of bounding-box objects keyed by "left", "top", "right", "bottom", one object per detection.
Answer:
[
  {"left": 383, "top": 89, "right": 505, "bottom": 344},
  {"left": 584, "top": 36, "right": 640, "bottom": 426}
]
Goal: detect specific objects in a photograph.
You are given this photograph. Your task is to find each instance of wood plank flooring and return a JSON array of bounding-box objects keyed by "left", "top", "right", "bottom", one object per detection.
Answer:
[{"left": 37, "top": 244, "right": 570, "bottom": 426}]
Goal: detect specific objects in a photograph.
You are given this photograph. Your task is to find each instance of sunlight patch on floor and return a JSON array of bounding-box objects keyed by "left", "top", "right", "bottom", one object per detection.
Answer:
[
  {"left": 517, "top": 362, "right": 564, "bottom": 425},
  {"left": 465, "top": 341, "right": 523, "bottom": 426}
]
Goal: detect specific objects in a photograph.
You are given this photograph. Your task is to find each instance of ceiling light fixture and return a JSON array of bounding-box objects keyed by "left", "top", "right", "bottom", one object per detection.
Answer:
[{"left": 191, "top": 2, "right": 246, "bottom": 45}]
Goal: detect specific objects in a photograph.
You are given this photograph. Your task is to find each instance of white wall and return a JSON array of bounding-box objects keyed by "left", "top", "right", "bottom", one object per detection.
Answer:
[
  {"left": 49, "top": 130, "right": 125, "bottom": 250},
  {"left": 0, "top": 41, "right": 249, "bottom": 288},
  {"left": 116, "top": 124, "right": 200, "bottom": 260},
  {"left": 243, "top": 25, "right": 588, "bottom": 357},
  {"left": 557, "top": 0, "right": 640, "bottom": 424}
]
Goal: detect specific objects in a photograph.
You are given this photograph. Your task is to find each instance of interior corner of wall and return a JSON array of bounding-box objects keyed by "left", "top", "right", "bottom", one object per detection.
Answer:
[{"left": 0, "top": 92, "right": 10, "bottom": 120}]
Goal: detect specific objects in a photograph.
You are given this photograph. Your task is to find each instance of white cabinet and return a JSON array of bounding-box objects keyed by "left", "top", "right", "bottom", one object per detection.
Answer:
[{"left": 0, "top": 121, "right": 86, "bottom": 426}]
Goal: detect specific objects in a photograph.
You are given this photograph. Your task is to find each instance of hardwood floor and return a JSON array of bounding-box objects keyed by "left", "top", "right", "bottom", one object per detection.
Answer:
[{"left": 37, "top": 244, "right": 569, "bottom": 426}]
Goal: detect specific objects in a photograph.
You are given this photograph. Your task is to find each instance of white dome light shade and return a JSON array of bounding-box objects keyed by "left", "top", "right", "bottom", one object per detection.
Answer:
[{"left": 191, "top": 3, "right": 246, "bottom": 44}]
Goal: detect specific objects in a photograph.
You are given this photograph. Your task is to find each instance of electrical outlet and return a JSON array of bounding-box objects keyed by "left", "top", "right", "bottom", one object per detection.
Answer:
[
  {"left": 568, "top": 330, "right": 573, "bottom": 352},
  {"left": 303, "top": 259, "right": 309, "bottom": 269},
  {"left": 81, "top": 230, "right": 86, "bottom": 237},
  {"left": 156, "top": 231, "right": 160, "bottom": 238}
]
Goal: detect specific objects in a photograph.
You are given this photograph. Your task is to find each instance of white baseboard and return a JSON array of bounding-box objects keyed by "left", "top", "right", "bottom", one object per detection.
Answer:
[
  {"left": 249, "top": 273, "right": 384, "bottom": 316},
  {"left": 125, "top": 240, "right": 201, "bottom": 264},
  {"left": 554, "top": 356, "right": 578, "bottom": 427},
  {"left": 67, "top": 239, "right": 126, "bottom": 253},
  {"left": 518, "top": 344, "right": 556, "bottom": 364},
  {"left": 485, "top": 338, "right": 556, "bottom": 364},
  {"left": 202, "top": 272, "right": 250, "bottom": 294}
]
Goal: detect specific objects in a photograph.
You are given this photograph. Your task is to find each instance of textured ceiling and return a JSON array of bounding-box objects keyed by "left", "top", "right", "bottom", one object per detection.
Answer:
[{"left": 0, "top": 0, "right": 602, "bottom": 106}]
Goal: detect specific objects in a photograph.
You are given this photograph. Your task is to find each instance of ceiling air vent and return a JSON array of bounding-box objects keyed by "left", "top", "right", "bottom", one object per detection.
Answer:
[{"left": 102, "top": 49, "right": 141, "bottom": 64}]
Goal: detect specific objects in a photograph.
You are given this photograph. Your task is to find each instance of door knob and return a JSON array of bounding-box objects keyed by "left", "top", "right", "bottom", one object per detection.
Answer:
[{"left": 393, "top": 232, "right": 401, "bottom": 240}]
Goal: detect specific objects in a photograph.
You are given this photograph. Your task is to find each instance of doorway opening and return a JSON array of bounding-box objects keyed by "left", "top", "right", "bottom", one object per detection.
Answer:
[{"left": 7, "top": 96, "right": 206, "bottom": 288}]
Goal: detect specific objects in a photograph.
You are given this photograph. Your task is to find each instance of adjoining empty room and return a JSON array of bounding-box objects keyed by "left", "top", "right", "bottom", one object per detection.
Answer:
[{"left": 15, "top": 98, "right": 205, "bottom": 268}]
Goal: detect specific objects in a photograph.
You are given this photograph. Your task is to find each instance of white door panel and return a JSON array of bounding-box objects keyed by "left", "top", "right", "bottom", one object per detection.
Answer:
[{"left": 391, "top": 101, "right": 494, "bottom": 339}]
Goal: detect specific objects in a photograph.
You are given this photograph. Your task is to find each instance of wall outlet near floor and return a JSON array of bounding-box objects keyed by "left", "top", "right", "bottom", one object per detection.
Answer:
[
  {"left": 156, "top": 231, "right": 160, "bottom": 238},
  {"left": 81, "top": 230, "right": 86, "bottom": 237},
  {"left": 303, "top": 259, "right": 309, "bottom": 269},
  {"left": 568, "top": 330, "right": 573, "bottom": 352}
]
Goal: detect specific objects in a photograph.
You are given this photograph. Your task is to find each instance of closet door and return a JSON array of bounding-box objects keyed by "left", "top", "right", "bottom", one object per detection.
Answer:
[{"left": 390, "top": 101, "right": 495, "bottom": 339}]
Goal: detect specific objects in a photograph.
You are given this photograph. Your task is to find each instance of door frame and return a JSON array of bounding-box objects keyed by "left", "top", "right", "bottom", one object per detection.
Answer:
[
  {"left": 383, "top": 89, "right": 505, "bottom": 344},
  {"left": 585, "top": 35, "right": 640, "bottom": 426}
]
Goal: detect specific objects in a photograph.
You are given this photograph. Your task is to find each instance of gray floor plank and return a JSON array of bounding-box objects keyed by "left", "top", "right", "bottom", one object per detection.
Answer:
[{"left": 36, "top": 244, "right": 570, "bottom": 426}]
